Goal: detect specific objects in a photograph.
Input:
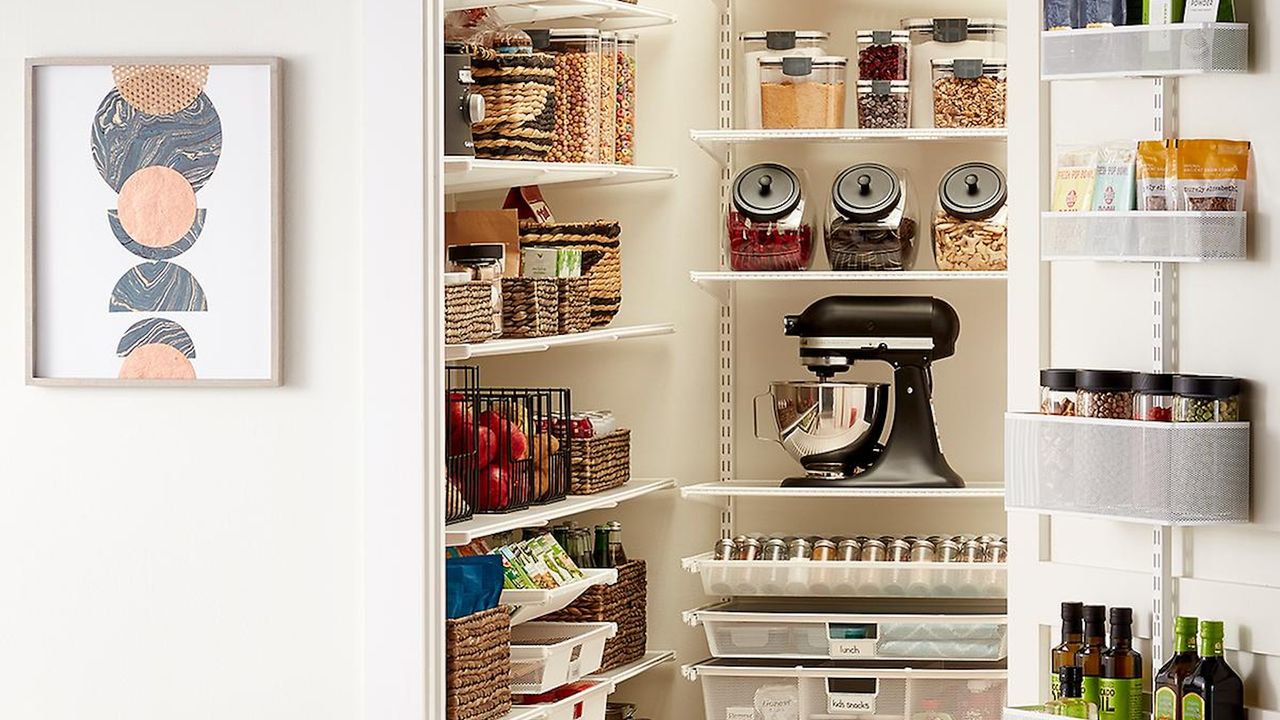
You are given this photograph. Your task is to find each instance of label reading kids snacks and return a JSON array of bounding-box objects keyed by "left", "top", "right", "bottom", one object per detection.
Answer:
[
  {"left": 1099, "top": 677, "right": 1144, "bottom": 720},
  {"left": 1175, "top": 139, "right": 1250, "bottom": 211},
  {"left": 1053, "top": 146, "right": 1100, "bottom": 212},
  {"left": 1094, "top": 142, "right": 1137, "bottom": 212}
]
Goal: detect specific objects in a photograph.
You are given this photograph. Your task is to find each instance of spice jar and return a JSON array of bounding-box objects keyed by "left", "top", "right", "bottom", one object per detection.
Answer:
[
  {"left": 813, "top": 539, "right": 837, "bottom": 561},
  {"left": 887, "top": 539, "right": 912, "bottom": 562},
  {"left": 759, "top": 56, "right": 848, "bottom": 130},
  {"left": 910, "top": 540, "right": 937, "bottom": 562},
  {"left": 448, "top": 243, "right": 506, "bottom": 337},
  {"left": 788, "top": 536, "right": 813, "bottom": 560},
  {"left": 763, "top": 538, "right": 788, "bottom": 561},
  {"left": 856, "top": 80, "right": 910, "bottom": 130},
  {"left": 547, "top": 29, "right": 602, "bottom": 164},
  {"left": 931, "top": 59, "right": 1008, "bottom": 129},
  {"left": 615, "top": 33, "right": 637, "bottom": 165},
  {"left": 858, "top": 30, "right": 910, "bottom": 81},
  {"left": 934, "top": 162, "right": 1008, "bottom": 271},
  {"left": 901, "top": 18, "right": 1008, "bottom": 128},
  {"left": 727, "top": 163, "right": 814, "bottom": 271},
  {"left": 736, "top": 536, "right": 762, "bottom": 561},
  {"left": 825, "top": 163, "right": 918, "bottom": 271},
  {"left": 598, "top": 32, "right": 618, "bottom": 164},
  {"left": 1040, "top": 368, "right": 1078, "bottom": 416},
  {"left": 1134, "top": 372, "right": 1175, "bottom": 422},
  {"left": 739, "top": 31, "right": 829, "bottom": 130},
  {"left": 1076, "top": 370, "right": 1135, "bottom": 420},
  {"left": 1174, "top": 375, "right": 1242, "bottom": 423},
  {"left": 859, "top": 539, "right": 887, "bottom": 562}
]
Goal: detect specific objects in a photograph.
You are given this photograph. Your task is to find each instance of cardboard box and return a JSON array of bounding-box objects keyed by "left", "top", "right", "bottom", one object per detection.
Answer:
[{"left": 445, "top": 209, "right": 521, "bottom": 276}]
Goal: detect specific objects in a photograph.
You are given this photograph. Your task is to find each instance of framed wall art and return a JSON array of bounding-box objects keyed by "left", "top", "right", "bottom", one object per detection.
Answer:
[{"left": 26, "top": 57, "right": 282, "bottom": 386}]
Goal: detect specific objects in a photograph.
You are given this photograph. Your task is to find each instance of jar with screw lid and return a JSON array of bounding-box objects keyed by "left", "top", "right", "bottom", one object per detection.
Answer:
[
  {"left": 1174, "top": 375, "right": 1241, "bottom": 422},
  {"left": 1134, "top": 372, "right": 1175, "bottom": 422},
  {"left": 1040, "top": 368, "right": 1078, "bottom": 416},
  {"left": 1076, "top": 369, "right": 1134, "bottom": 419}
]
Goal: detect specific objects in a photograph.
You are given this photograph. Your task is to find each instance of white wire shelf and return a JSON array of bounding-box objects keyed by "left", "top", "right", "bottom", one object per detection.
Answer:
[
  {"left": 690, "top": 128, "right": 1008, "bottom": 163},
  {"left": 445, "top": 478, "right": 677, "bottom": 546},
  {"left": 683, "top": 553, "right": 1009, "bottom": 599},
  {"left": 503, "top": 568, "right": 619, "bottom": 625},
  {"left": 500, "top": 705, "right": 548, "bottom": 720},
  {"left": 1041, "top": 211, "right": 1247, "bottom": 262},
  {"left": 443, "top": 157, "right": 678, "bottom": 195},
  {"left": 443, "top": 0, "right": 676, "bottom": 30},
  {"left": 690, "top": 270, "right": 1007, "bottom": 302},
  {"left": 446, "top": 323, "right": 675, "bottom": 361},
  {"left": 586, "top": 650, "right": 677, "bottom": 685},
  {"left": 1041, "top": 22, "right": 1249, "bottom": 80},
  {"left": 681, "top": 480, "right": 1006, "bottom": 505}
]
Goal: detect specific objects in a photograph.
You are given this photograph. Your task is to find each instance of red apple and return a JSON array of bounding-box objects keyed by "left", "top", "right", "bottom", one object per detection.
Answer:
[
  {"left": 447, "top": 400, "right": 471, "bottom": 432},
  {"left": 481, "top": 464, "right": 511, "bottom": 510},
  {"left": 473, "top": 426, "right": 497, "bottom": 468}
]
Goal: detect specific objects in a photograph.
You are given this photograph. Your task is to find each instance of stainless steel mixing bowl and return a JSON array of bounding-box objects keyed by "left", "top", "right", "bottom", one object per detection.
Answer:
[{"left": 755, "top": 381, "right": 890, "bottom": 478}]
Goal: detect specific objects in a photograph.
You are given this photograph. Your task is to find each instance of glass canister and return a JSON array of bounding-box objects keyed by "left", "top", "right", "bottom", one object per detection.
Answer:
[
  {"left": 727, "top": 162, "right": 814, "bottom": 271},
  {"left": 900, "top": 18, "right": 1008, "bottom": 128},
  {"left": 447, "top": 243, "right": 506, "bottom": 337},
  {"left": 933, "top": 162, "right": 1008, "bottom": 271},
  {"left": 739, "top": 31, "right": 829, "bottom": 130},
  {"left": 931, "top": 58, "right": 1008, "bottom": 129},
  {"left": 1134, "top": 372, "right": 1175, "bottom": 422},
  {"left": 857, "top": 80, "right": 910, "bottom": 129},
  {"left": 1174, "top": 375, "right": 1242, "bottom": 422},
  {"left": 1076, "top": 370, "right": 1135, "bottom": 419},
  {"left": 1040, "top": 368, "right": 1078, "bottom": 416},
  {"left": 547, "top": 29, "right": 602, "bottom": 164},
  {"left": 825, "top": 163, "right": 918, "bottom": 271},
  {"left": 615, "top": 32, "right": 637, "bottom": 165},
  {"left": 759, "top": 56, "right": 848, "bottom": 130},
  {"left": 857, "top": 30, "right": 910, "bottom": 81},
  {"left": 599, "top": 31, "right": 618, "bottom": 164}
]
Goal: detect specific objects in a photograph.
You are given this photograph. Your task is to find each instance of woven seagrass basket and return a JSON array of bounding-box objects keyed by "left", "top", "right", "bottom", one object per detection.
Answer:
[
  {"left": 445, "top": 281, "right": 494, "bottom": 344},
  {"left": 445, "top": 606, "right": 512, "bottom": 720},
  {"left": 519, "top": 221, "right": 622, "bottom": 328},
  {"left": 543, "top": 560, "right": 646, "bottom": 672},
  {"left": 468, "top": 46, "right": 556, "bottom": 161},
  {"left": 570, "top": 429, "right": 630, "bottom": 495}
]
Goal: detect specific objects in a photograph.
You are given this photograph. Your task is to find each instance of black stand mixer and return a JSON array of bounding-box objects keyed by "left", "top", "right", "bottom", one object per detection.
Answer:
[{"left": 760, "top": 296, "right": 964, "bottom": 489}]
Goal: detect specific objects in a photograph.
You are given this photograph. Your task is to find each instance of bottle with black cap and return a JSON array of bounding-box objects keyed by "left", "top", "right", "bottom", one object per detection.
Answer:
[
  {"left": 727, "top": 163, "right": 814, "bottom": 271},
  {"left": 1048, "top": 666, "right": 1098, "bottom": 719},
  {"left": 1052, "top": 602, "right": 1086, "bottom": 699},
  {"left": 1076, "top": 605, "right": 1108, "bottom": 708},
  {"left": 1100, "top": 607, "right": 1143, "bottom": 720},
  {"left": 826, "top": 163, "right": 918, "bottom": 271},
  {"left": 934, "top": 162, "right": 1008, "bottom": 271}
]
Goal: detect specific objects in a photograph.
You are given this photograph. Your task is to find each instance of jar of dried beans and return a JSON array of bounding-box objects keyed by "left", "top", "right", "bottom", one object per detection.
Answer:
[
  {"left": 759, "top": 56, "right": 847, "bottom": 130},
  {"left": 825, "top": 163, "right": 918, "bottom": 271},
  {"left": 931, "top": 58, "right": 1008, "bottom": 129},
  {"left": 933, "top": 162, "right": 1008, "bottom": 271},
  {"left": 857, "top": 80, "right": 910, "bottom": 129},
  {"left": 901, "top": 17, "right": 1007, "bottom": 128},
  {"left": 1134, "top": 372, "right": 1175, "bottom": 422},
  {"left": 1174, "top": 375, "right": 1242, "bottom": 423},
  {"left": 1040, "top": 368, "right": 1078, "bottom": 416},
  {"left": 1076, "top": 370, "right": 1134, "bottom": 420},
  {"left": 727, "top": 163, "right": 814, "bottom": 271},
  {"left": 547, "top": 29, "right": 602, "bottom": 164},
  {"left": 857, "top": 30, "right": 910, "bottom": 81},
  {"left": 739, "top": 30, "right": 829, "bottom": 130},
  {"left": 615, "top": 32, "right": 637, "bottom": 165}
]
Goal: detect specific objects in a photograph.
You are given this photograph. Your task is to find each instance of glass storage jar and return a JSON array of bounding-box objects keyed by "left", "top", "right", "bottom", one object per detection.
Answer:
[
  {"left": 931, "top": 58, "right": 1008, "bottom": 129},
  {"left": 1134, "top": 372, "right": 1175, "bottom": 422},
  {"left": 1076, "top": 370, "right": 1134, "bottom": 419},
  {"left": 615, "top": 32, "right": 637, "bottom": 165},
  {"left": 739, "top": 31, "right": 829, "bottom": 130},
  {"left": 727, "top": 163, "right": 814, "bottom": 271},
  {"left": 1174, "top": 375, "right": 1242, "bottom": 422},
  {"left": 599, "top": 31, "right": 618, "bottom": 163},
  {"left": 900, "top": 18, "right": 1007, "bottom": 128},
  {"left": 759, "top": 56, "right": 848, "bottom": 130},
  {"left": 1040, "top": 368, "right": 1078, "bottom": 416},
  {"left": 547, "top": 29, "right": 603, "bottom": 164},
  {"left": 857, "top": 30, "right": 910, "bottom": 81},
  {"left": 447, "top": 243, "right": 507, "bottom": 337},
  {"left": 934, "top": 162, "right": 1008, "bottom": 271},
  {"left": 825, "top": 163, "right": 918, "bottom": 271},
  {"left": 857, "top": 80, "right": 910, "bottom": 129}
]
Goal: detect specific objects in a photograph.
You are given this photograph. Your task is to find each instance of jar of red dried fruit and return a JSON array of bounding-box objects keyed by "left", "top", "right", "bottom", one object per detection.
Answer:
[
  {"left": 1134, "top": 372, "right": 1175, "bottom": 422},
  {"left": 727, "top": 163, "right": 814, "bottom": 271},
  {"left": 857, "top": 30, "right": 910, "bottom": 81}
]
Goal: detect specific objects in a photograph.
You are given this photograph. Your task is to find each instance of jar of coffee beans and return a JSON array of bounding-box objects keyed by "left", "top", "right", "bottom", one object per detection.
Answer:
[
  {"left": 1040, "top": 368, "right": 1077, "bottom": 416},
  {"left": 1173, "top": 375, "right": 1241, "bottom": 422},
  {"left": 1076, "top": 369, "right": 1134, "bottom": 419}
]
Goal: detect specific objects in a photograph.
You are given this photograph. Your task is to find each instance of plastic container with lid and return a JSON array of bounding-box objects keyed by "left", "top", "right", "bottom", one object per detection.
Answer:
[
  {"left": 931, "top": 59, "right": 1008, "bottom": 129},
  {"left": 739, "top": 31, "right": 829, "bottom": 129},
  {"left": 598, "top": 31, "right": 618, "bottom": 163},
  {"left": 825, "top": 163, "right": 918, "bottom": 271},
  {"left": 1174, "top": 375, "right": 1242, "bottom": 423},
  {"left": 933, "top": 162, "right": 1008, "bottom": 271},
  {"left": 727, "top": 163, "right": 814, "bottom": 271},
  {"left": 857, "top": 30, "right": 910, "bottom": 81},
  {"left": 1134, "top": 373, "right": 1175, "bottom": 422},
  {"left": 900, "top": 18, "right": 1008, "bottom": 128},
  {"left": 857, "top": 80, "right": 910, "bottom": 129},
  {"left": 615, "top": 33, "right": 637, "bottom": 165},
  {"left": 1076, "top": 370, "right": 1134, "bottom": 420},
  {"left": 545, "top": 29, "right": 603, "bottom": 164},
  {"left": 1040, "top": 369, "right": 1078, "bottom": 416},
  {"left": 759, "top": 56, "right": 848, "bottom": 130},
  {"left": 448, "top": 243, "right": 507, "bottom": 336}
]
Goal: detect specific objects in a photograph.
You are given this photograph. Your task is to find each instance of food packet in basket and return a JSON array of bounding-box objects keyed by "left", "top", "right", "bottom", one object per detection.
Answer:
[
  {"left": 1174, "top": 139, "right": 1250, "bottom": 212},
  {"left": 1093, "top": 142, "right": 1137, "bottom": 212},
  {"left": 1052, "top": 145, "right": 1100, "bottom": 212},
  {"left": 1137, "top": 140, "right": 1173, "bottom": 211}
]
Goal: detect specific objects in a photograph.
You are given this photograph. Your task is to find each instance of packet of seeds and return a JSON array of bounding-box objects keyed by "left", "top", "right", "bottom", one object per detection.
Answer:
[
  {"left": 1175, "top": 139, "right": 1250, "bottom": 211},
  {"left": 1093, "top": 142, "right": 1138, "bottom": 212},
  {"left": 1052, "top": 145, "right": 1100, "bottom": 212},
  {"left": 1137, "top": 140, "right": 1173, "bottom": 211},
  {"left": 1044, "top": 0, "right": 1078, "bottom": 29}
]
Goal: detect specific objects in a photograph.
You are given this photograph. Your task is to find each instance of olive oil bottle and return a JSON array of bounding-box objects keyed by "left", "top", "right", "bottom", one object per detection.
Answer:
[
  {"left": 1047, "top": 666, "right": 1099, "bottom": 720},
  {"left": 1100, "top": 607, "right": 1143, "bottom": 720},
  {"left": 1182, "top": 621, "right": 1244, "bottom": 720},
  {"left": 1076, "top": 605, "right": 1108, "bottom": 708},
  {"left": 1052, "top": 602, "right": 1086, "bottom": 700},
  {"left": 1155, "top": 616, "right": 1201, "bottom": 720}
]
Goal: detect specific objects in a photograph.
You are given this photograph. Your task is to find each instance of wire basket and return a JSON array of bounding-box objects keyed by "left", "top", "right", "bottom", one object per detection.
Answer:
[
  {"left": 445, "top": 365, "right": 481, "bottom": 524},
  {"left": 469, "top": 46, "right": 557, "bottom": 161},
  {"left": 519, "top": 221, "right": 622, "bottom": 328},
  {"left": 460, "top": 387, "right": 573, "bottom": 512}
]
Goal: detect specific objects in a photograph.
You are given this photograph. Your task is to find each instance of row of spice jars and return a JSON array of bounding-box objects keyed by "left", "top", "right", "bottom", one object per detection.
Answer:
[
  {"left": 727, "top": 161, "right": 1008, "bottom": 272},
  {"left": 1040, "top": 369, "right": 1242, "bottom": 422},
  {"left": 527, "top": 29, "right": 637, "bottom": 165},
  {"left": 714, "top": 534, "right": 1008, "bottom": 563}
]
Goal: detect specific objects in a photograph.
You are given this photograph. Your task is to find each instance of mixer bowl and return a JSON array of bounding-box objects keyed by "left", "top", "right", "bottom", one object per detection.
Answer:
[{"left": 755, "top": 382, "right": 891, "bottom": 477}]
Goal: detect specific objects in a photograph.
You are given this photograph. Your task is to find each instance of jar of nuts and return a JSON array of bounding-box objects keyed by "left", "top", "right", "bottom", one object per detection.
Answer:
[
  {"left": 547, "top": 29, "right": 603, "bottom": 164},
  {"left": 931, "top": 58, "right": 1008, "bottom": 129},
  {"left": 1173, "top": 375, "right": 1242, "bottom": 423},
  {"left": 825, "top": 163, "right": 918, "bottom": 271},
  {"left": 933, "top": 162, "right": 1008, "bottom": 271},
  {"left": 1040, "top": 368, "right": 1078, "bottom": 416},
  {"left": 901, "top": 18, "right": 1007, "bottom": 128},
  {"left": 1076, "top": 370, "right": 1134, "bottom": 420}
]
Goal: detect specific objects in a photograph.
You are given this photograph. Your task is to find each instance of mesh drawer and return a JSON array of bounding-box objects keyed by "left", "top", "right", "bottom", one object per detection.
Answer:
[
  {"left": 1041, "top": 23, "right": 1248, "bottom": 79},
  {"left": 1040, "top": 212, "right": 1246, "bottom": 262},
  {"left": 685, "top": 554, "right": 1008, "bottom": 599}
]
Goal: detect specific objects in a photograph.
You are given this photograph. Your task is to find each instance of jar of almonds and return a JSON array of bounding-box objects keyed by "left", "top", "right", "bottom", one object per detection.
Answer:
[{"left": 933, "top": 162, "right": 1008, "bottom": 271}]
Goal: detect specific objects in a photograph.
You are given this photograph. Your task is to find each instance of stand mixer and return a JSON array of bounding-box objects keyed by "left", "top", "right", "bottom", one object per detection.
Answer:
[{"left": 754, "top": 296, "right": 965, "bottom": 489}]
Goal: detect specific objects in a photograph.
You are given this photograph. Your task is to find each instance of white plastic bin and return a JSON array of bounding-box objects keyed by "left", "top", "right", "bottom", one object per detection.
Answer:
[
  {"left": 514, "top": 680, "right": 614, "bottom": 720},
  {"left": 509, "top": 622, "right": 617, "bottom": 694},
  {"left": 683, "top": 554, "right": 1008, "bottom": 599}
]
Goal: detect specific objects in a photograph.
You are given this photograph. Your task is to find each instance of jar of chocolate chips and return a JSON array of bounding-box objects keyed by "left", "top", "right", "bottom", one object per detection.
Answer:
[
  {"left": 825, "top": 163, "right": 918, "bottom": 271},
  {"left": 1076, "top": 369, "right": 1134, "bottom": 420}
]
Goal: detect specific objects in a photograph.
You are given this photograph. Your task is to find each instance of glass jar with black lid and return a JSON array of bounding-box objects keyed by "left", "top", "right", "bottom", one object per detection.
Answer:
[
  {"left": 1134, "top": 372, "right": 1175, "bottom": 422},
  {"left": 1076, "top": 369, "right": 1134, "bottom": 420},
  {"left": 1040, "top": 368, "right": 1078, "bottom": 416},
  {"left": 933, "top": 162, "right": 1008, "bottom": 271},
  {"left": 825, "top": 163, "right": 918, "bottom": 271},
  {"left": 727, "top": 163, "right": 814, "bottom": 271},
  {"left": 1174, "top": 375, "right": 1241, "bottom": 422}
]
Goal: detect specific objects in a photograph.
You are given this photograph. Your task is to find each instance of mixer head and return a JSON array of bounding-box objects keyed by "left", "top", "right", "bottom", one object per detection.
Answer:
[{"left": 783, "top": 296, "right": 960, "bottom": 379}]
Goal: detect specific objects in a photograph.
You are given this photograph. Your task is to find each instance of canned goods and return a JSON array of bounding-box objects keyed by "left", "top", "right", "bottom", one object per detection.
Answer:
[
  {"left": 888, "top": 539, "right": 912, "bottom": 562},
  {"left": 813, "top": 539, "right": 838, "bottom": 561},
  {"left": 714, "top": 537, "right": 736, "bottom": 560},
  {"left": 763, "top": 538, "right": 788, "bottom": 561},
  {"left": 788, "top": 537, "right": 813, "bottom": 560},
  {"left": 837, "top": 538, "right": 862, "bottom": 562},
  {"left": 910, "top": 539, "right": 937, "bottom": 562},
  {"left": 860, "top": 538, "right": 887, "bottom": 562},
  {"left": 937, "top": 539, "right": 961, "bottom": 562},
  {"left": 961, "top": 540, "right": 986, "bottom": 563},
  {"left": 737, "top": 537, "right": 762, "bottom": 561},
  {"left": 987, "top": 540, "right": 1007, "bottom": 563}
]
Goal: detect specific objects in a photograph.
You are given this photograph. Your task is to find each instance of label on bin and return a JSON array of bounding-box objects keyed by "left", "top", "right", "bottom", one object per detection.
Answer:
[
  {"left": 828, "top": 638, "right": 877, "bottom": 658},
  {"left": 828, "top": 678, "right": 879, "bottom": 715},
  {"left": 726, "top": 708, "right": 755, "bottom": 720}
]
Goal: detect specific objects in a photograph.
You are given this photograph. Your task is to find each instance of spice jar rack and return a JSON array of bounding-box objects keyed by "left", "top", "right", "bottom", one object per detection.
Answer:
[
  {"left": 682, "top": 553, "right": 1009, "bottom": 599},
  {"left": 1040, "top": 210, "right": 1247, "bottom": 262},
  {"left": 1004, "top": 413, "right": 1250, "bottom": 526},
  {"left": 1040, "top": 22, "right": 1249, "bottom": 80}
]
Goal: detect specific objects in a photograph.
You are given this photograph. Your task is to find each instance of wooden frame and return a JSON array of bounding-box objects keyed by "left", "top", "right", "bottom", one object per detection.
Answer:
[{"left": 25, "top": 56, "right": 283, "bottom": 387}]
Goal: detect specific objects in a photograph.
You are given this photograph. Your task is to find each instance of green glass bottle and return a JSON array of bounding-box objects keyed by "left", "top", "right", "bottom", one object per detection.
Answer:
[
  {"left": 1182, "top": 621, "right": 1244, "bottom": 720},
  {"left": 1076, "top": 605, "right": 1108, "bottom": 708},
  {"left": 1100, "top": 607, "right": 1143, "bottom": 720},
  {"left": 1048, "top": 666, "right": 1099, "bottom": 719},
  {"left": 1052, "top": 602, "right": 1086, "bottom": 700},
  {"left": 1155, "top": 616, "right": 1201, "bottom": 720}
]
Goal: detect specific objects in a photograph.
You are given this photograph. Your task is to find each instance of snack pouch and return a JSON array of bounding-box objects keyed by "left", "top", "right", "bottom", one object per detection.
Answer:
[
  {"left": 1093, "top": 142, "right": 1138, "bottom": 212},
  {"left": 1175, "top": 139, "right": 1249, "bottom": 211},
  {"left": 1044, "top": 0, "right": 1078, "bottom": 29},
  {"left": 1137, "top": 140, "right": 1171, "bottom": 211},
  {"left": 1053, "top": 145, "right": 1100, "bottom": 212},
  {"left": 1082, "top": 0, "right": 1127, "bottom": 26}
]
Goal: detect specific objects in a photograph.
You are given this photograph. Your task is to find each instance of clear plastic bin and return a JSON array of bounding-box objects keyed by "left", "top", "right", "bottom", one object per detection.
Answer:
[
  {"left": 759, "top": 56, "right": 848, "bottom": 130},
  {"left": 509, "top": 622, "right": 616, "bottom": 694},
  {"left": 740, "top": 30, "right": 829, "bottom": 129},
  {"left": 615, "top": 33, "right": 637, "bottom": 165},
  {"left": 727, "top": 163, "right": 815, "bottom": 271},
  {"left": 857, "top": 80, "right": 911, "bottom": 129},
  {"left": 684, "top": 553, "right": 1009, "bottom": 599},
  {"left": 933, "top": 162, "right": 1008, "bottom": 271},
  {"left": 931, "top": 59, "right": 1008, "bottom": 129},
  {"left": 858, "top": 30, "right": 910, "bottom": 81},
  {"left": 598, "top": 31, "right": 617, "bottom": 164},
  {"left": 547, "top": 29, "right": 602, "bottom": 163},
  {"left": 902, "top": 17, "right": 1007, "bottom": 128}
]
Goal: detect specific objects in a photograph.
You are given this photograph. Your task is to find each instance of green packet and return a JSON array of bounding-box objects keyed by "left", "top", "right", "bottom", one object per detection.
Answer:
[
  {"left": 494, "top": 545, "right": 536, "bottom": 589},
  {"left": 1144, "top": 0, "right": 1235, "bottom": 22},
  {"left": 527, "top": 534, "right": 585, "bottom": 584}
]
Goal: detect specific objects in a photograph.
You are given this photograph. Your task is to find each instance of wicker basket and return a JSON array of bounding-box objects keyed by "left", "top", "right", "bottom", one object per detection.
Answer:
[
  {"left": 558, "top": 277, "right": 592, "bottom": 335},
  {"left": 501, "top": 277, "right": 559, "bottom": 338},
  {"left": 469, "top": 46, "right": 556, "bottom": 161},
  {"left": 446, "top": 606, "right": 512, "bottom": 720},
  {"left": 445, "top": 281, "right": 494, "bottom": 344},
  {"left": 543, "top": 560, "right": 646, "bottom": 672},
  {"left": 519, "top": 221, "right": 622, "bottom": 328},
  {"left": 571, "top": 429, "right": 631, "bottom": 495}
]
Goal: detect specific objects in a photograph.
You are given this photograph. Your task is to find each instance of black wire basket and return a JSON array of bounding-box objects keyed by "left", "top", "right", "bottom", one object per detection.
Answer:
[
  {"left": 462, "top": 387, "right": 572, "bottom": 513},
  {"left": 445, "top": 365, "right": 481, "bottom": 525}
]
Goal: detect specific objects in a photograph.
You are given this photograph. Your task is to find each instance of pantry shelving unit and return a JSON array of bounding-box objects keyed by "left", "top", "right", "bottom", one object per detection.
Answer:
[
  {"left": 442, "top": 0, "right": 676, "bottom": 29},
  {"left": 445, "top": 323, "right": 676, "bottom": 360},
  {"left": 442, "top": 157, "right": 678, "bottom": 195},
  {"left": 586, "top": 650, "right": 678, "bottom": 685},
  {"left": 681, "top": 480, "right": 1005, "bottom": 502},
  {"left": 689, "top": 128, "right": 1009, "bottom": 161},
  {"left": 689, "top": 271, "right": 1008, "bottom": 301}
]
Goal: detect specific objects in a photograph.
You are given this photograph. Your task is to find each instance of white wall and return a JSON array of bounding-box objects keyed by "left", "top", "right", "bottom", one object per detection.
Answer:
[{"left": 0, "top": 2, "right": 363, "bottom": 719}]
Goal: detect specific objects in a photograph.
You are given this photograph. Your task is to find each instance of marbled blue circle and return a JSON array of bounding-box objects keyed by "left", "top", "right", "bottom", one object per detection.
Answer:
[
  {"left": 109, "top": 262, "right": 208, "bottom": 313},
  {"left": 117, "top": 318, "right": 197, "bottom": 358},
  {"left": 91, "top": 89, "right": 222, "bottom": 193}
]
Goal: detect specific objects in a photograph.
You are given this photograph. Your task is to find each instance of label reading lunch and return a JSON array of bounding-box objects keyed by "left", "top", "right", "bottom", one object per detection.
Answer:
[
  {"left": 829, "top": 639, "right": 878, "bottom": 658},
  {"left": 726, "top": 708, "right": 755, "bottom": 720}
]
